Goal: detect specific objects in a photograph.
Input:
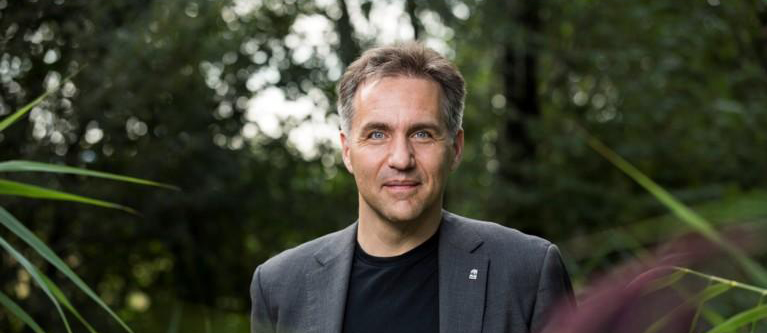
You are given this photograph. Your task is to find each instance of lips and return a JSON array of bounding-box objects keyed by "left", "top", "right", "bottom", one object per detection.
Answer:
[{"left": 382, "top": 180, "right": 421, "bottom": 192}]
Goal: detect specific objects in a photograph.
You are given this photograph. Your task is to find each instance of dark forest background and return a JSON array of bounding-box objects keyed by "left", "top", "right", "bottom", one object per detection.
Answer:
[{"left": 2, "top": 0, "right": 767, "bottom": 331}]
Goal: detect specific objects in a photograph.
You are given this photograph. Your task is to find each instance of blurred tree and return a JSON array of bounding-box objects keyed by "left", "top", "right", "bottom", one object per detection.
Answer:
[{"left": 1, "top": 0, "right": 766, "bottom": 330}]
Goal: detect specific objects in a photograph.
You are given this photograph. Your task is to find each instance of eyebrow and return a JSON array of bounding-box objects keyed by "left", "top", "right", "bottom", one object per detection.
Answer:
[
  {"left": 357, "top": 121, "right": 444, "bottom": 134},
  {"left": 409, "top": 122, "right": 443, "bottom": 133},
  {"left": 359, "top": 122, "right": 392, "bottom": 134}
]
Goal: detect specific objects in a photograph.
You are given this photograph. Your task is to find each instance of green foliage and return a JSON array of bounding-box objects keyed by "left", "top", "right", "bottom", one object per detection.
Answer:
[
  {"left": 645, "top": 267, "right": 767, "bottom": 333},
  {"left": 1, "top": 0, "right": 766, "bottom": 330},
  {"left": 0, "top": 179, "right": 136, "bottom": 213},
  {"left": 0, "top": 291, "right": 45, "bottom": 333},
  {"left": 0, "top": 161, "right": 179, "bottom": 190},
  {"left": 0, "top": 83, "right": 171, "bottom": 332},
  {"left": 580, "top": 125, "right": 767, "bottom": 285},
  {"left": 706, "top": 305, "right": 767, "bottom": 333}
]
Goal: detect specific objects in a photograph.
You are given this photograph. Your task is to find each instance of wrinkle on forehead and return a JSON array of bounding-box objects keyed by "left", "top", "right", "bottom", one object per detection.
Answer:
[{"left": 352, "top": 76, "right": 443, "bottom": 130}]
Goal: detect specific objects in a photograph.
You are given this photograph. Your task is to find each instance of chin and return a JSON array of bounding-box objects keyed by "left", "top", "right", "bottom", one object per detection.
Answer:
[
  {"left": 379, "top": 204, "right": 427, "bottom": 224},
  {"left": 383, "top": 212, "right": 419, "bottom": 223}
]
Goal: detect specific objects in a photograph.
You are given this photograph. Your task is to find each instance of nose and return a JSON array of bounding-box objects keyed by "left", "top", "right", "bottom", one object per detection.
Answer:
[{"left": 387, "top": 135, "right": 415, "bottom": 171}]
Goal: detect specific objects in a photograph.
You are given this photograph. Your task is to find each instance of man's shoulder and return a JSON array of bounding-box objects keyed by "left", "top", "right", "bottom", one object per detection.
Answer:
[
  {"left": 444, "top": 211, "right": 554, "bottom": 256},
  {"left": 256, "top": 224, "right": 354, "bottom": 277}
]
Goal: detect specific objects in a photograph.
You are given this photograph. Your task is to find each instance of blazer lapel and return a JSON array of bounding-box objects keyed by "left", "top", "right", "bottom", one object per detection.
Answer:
[
  {"left": 306, "top": 222, "right": 357, "bottom": 333},
  {"left": 439, "top": 211, "right": 489, "bottom": 333}
]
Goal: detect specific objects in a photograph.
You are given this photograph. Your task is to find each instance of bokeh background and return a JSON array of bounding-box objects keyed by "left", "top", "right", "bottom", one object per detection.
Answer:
[{"left": 2, "top": 0, "right": 767, "bottom": 331}]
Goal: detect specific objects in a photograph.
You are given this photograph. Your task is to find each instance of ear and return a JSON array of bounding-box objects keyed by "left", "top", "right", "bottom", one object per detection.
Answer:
[
  {"left": 340, "top": 130, "right": 354, "bottom": 174},
  {"left": 449, "top": 129, "right": 464, "bottom": 172}
]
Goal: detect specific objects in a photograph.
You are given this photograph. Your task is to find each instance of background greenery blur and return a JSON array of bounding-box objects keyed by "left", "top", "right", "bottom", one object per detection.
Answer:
[{"left": 1, "top": 0, "right": 766, "bottom": 331}]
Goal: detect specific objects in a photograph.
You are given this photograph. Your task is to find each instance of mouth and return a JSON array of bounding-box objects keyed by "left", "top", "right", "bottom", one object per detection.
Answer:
[{"left": 382, "top": 180, "right": 421, "bottom": 192}]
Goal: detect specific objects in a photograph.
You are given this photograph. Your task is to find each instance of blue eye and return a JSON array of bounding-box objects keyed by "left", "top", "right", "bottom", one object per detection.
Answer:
[
  {"left": 369, "top": 131, "right": 385, "bottom": 139},
  {"left": 414, "top": 131, "right": 431, "bottom": 139}
]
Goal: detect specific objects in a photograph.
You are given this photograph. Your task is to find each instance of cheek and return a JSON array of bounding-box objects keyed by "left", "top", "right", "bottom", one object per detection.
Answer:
[
  {"left": 350, "top": 149, "right": 385, "bottom": 177},
  {"left": 415, "top": 146, "right": 452, "bottom": 178}
]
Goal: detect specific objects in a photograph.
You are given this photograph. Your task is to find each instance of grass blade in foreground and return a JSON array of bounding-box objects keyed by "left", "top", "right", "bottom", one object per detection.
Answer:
[
  {"left": 705, "top": 304, "right": 767, "bottom": 333},
  {"left": 0, "top": 67, "right": 81, "bottom": 132},
  {"left": 0, "top": 235, "right": 72, "bottom": 333},
  {"left": 0, "top": 207, "right": 134, "bottom": 333},
  {"left": 641, "top": 269, "right": 687, "bottom": 295},
  {"left": 642, "top": 282, "right": 731, "bottom": 333},
  {"left": 579, "top": 126, "right": 767, "bottom": 286},
  {"left": 0, "top": 290, "right": 46, "bottom": 333},
  {"left": 41, "top": 274, "right": 99, "bottom": 333},
  {"left": 0, "top": 179, "right": 136, "bottom": 213},
  {"left": 0, "top": 91, "right": 52, "bottom": 132},
  {"left": 0, "top": 160, "right": 179, "bottom": 190}
]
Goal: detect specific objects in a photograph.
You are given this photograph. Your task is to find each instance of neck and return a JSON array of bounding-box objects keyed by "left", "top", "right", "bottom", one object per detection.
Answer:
[{"left": 356, "top": 202, "right": 442, "bottom": 257}]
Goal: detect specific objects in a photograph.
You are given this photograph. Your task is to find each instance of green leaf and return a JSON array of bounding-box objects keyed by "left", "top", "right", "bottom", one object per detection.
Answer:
[
  {"left": 674, "top": 266, "right": 767, "bottom": 295},
  {"left": 692, "top": 283, "right": 732, "bottom": 304},
  {"left": 699, "top": 307, "right": 726, "bottom": 327},
  {"left": 0, "top": 207, "right": 135, "bottom": 333},
  {"left": 642, "top": 269, "right": 687, "bottom": 295},
  {"left": 40, "top": 274, "right": 99, "bottom": 333},
  {"left": 0, "top": 91, "right": 52, "bottom": 132},
  {"left": 0, "top": 67, "right": 82, "bottom": 132},
  {"left": 0, "top": 178, "right": 136, "bottom": 214},
  {"left": 0, "top": 290, "right": 47, "bottom": 333},
  {"left": 0, "top": 234, "right": 72, "bottom": 333},
  {"left": 643, "top": 283, "right": 731, "bottom": 333},
  {"left": 565, "top": 190, "right": 767, "bottom": 262},
  {"left": 579, "top": 126, "right": 767, "bottom": 286},
  {"left": 705, "top": 304, "right": 767, "bottom": 333},
  {"left": 0, "top": 160, "right": 179, "bottom": 190}
]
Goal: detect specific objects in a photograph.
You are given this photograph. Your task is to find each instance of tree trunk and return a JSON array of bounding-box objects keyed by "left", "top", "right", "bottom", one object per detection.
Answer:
[
  {"left": 499, "top": 0, "right": 541, "bottom": 183},
  {"left": 753, "top": 3, "right": 767, "bottom": 74},
  {"left": 336, "top": 0, "right": 361, "bottom": 66},
  {"left": 406, "top": 0, "right": 423, "bottom": 40}
]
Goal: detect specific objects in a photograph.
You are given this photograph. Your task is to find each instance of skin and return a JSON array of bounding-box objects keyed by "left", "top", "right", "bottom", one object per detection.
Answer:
[{"left": 340, "top": 76, "right": 464, "bottom": 257}]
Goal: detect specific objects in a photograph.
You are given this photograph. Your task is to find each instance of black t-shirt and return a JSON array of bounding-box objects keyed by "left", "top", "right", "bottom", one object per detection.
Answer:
[{"left": 341, "top": 232, "right": 439, "bottom": 333}]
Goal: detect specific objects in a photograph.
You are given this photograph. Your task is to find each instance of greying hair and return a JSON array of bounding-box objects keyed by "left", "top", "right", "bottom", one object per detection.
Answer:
[{"left": 336, "top": 42, "right": 466, "bottom": 138}]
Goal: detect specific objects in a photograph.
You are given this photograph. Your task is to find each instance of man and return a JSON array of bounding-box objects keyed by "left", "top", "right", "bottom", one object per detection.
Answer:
[{"left": 250, "top": 42, "right": 574, "bottom": 333}]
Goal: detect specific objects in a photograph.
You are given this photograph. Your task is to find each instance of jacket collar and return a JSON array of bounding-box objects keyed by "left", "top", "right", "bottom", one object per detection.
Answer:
[
  {"left": 312, "top": 221, "right": 358, "bottom": 266},
  {"left": 439, "top": 210, "right": 484, "bottom": 253},
  {"left": 307, "top": 211, "right": 489, "bottom": 333},
  {"left": 439, "top": 210, "right": 489, "bottom": 333},
  {"left": 305, "top": 222, "right": 357, "bottom": 333}
]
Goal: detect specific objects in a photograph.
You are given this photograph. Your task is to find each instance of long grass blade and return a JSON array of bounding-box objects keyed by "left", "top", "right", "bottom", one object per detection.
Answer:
[
  {"left": 0, "top": 66, "right": 82, "bottom": 132},
  {"left": 673, "top": 266, "right": 767, "bottom": 295},
  {"left": 0, "top": 207, "right": 135, "bottom": 333},
  {"left": 0, "top": 160, "right": 179, "bottom": 190},
  {"left": 0, "top": 179, "right": 136, "bottom": 214},
  {"left": 579, "top": 126, "right": 767, "bottom": 286},
  {"left": 0, "top": 92, "right": 51, "bottom": 132},
  {"left": 669, "top": 282, "right": 727, "bottom": 328},
  {"left": 700, "top": 307, "right": 726, "bottom": 328},
  {"left": 40, "top": 274, "right": 99, "bottom": 333},
  {"left": 642, "top": 269, "right": 688, "bottom": 295},
  {"left": 0, "top": 290, "right": 47, "bottom": 333},
  {"left": 705, "top": 304, "right": 767, "bottom": 333},
  {"left": 643, "top": 283, "right": 731, "bottom": 333},
  {"left": 750, "top": 294, "right": 765, "bottom": 333},
  {"left": 0, "top": 235, "right": 72, "bottom": 333}
]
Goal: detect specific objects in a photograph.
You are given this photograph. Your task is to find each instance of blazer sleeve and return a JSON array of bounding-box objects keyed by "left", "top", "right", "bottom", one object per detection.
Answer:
[
  {"left": 530, "top": 244, "right": 575, "bottom": 333},
  {"left": 250, "top": 265, "right": 276, "bottom": 333}
]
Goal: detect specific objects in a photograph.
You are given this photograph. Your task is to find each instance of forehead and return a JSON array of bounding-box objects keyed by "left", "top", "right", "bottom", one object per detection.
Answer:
[{"left": 352, "top": 76, "right": 443, "bottom": 128}]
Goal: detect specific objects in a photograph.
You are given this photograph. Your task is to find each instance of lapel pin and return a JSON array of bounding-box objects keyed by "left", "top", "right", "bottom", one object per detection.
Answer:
[{"left": 469, "top": 268, "right": 478, "bottom": 280}]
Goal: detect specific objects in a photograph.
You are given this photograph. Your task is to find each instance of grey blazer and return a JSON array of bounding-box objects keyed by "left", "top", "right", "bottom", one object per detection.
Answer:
[{"left": 250, "top": 211, "right": 574, "bottom": 333}]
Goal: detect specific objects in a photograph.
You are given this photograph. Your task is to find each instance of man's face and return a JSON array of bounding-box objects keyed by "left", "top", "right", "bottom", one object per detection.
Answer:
[{"left": 340, "top": 76, "right": 464, "bottom": 223}]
